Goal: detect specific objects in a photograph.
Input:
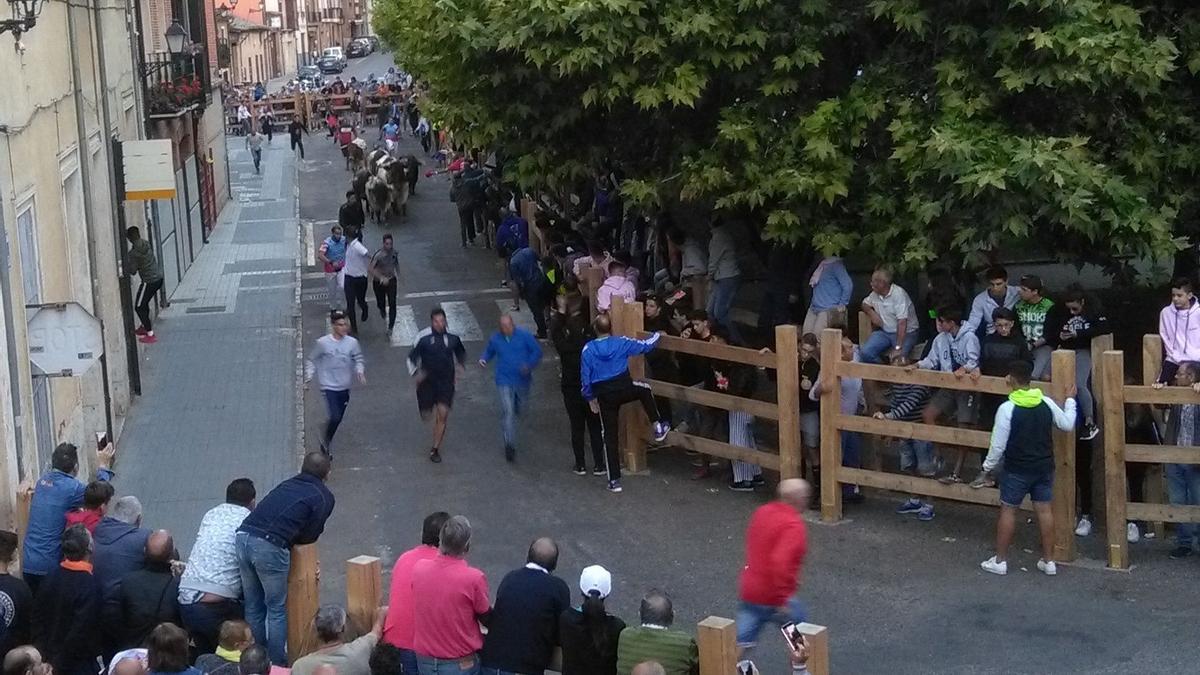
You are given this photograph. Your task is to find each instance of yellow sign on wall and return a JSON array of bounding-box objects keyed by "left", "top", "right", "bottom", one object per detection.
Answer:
[{"left": 122, "top": 140, "right": 176, "bottom": 201}]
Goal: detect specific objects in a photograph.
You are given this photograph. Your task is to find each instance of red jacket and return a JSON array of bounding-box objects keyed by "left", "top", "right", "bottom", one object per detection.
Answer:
[
  {"left": 738, "top": 501, "right": 807, "bottom": 606},
  {"left": 64, "top": 508, "right": 102, "bottom": 533}
]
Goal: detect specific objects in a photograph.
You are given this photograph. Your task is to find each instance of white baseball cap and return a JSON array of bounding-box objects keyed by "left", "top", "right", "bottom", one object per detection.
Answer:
[{"left": 579, "top": 564, "right": 612, "bottom": 599}]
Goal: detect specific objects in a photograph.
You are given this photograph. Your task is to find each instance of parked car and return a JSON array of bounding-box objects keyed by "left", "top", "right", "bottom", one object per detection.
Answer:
[
  {"left": 364, "top": 35, "right": 381, "bottom": 52},
  {"left": 347, "top": 39, "right": 369, "bottom": 58},
  {"left": 298, "top": 65, "right": 325, "bottom": 87},
  {"left": 319, "top": 47, "right": 346, "bottom": 73}
]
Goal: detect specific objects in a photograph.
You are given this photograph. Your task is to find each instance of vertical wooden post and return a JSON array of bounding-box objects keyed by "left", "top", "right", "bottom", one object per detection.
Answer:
[
  {"left": 819, "top": 328, "right": 843, "bottom": 522},
  {"left": 1050, "top": 349, "right": 1077, "bottom": 562},
  {"left": 776, "top": 324, "right": 802, "bottom": 479},
  {"left": 797, "top": 623, "right": 830, "bottom": 675},
  {"left": 345, "top": 555, "right": 382, "bottom": 635},
  {"left": 857, "top": 310, "right": 873, "bottom": 346},
  {"left": 585, "top": 267, "right": 604, "bottom": 321},
  {"left": 696, "top": 616, "right": 737, "bottom": 675},
  {"left": 15, "top": 484, "right": 33, "bottom": 566},
  {"left": 621, "top": 299, "right": 649, "bottom": 473},
  {"left": 1089, "top": 334, "right": 1113, "bottom": 527},
  {"left": 287, "top": 543, "right": 320, "bottom": 662},
  {"left": 1141, "top": 334, "right": 1166, "bottom": 540},
  {"left": 1099, "top": 351, "right": 1129, "bottom": 569}
]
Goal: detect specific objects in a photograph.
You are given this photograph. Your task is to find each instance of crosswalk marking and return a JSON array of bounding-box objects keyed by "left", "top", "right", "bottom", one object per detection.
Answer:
[
  {"left": 497, "top": 299, "right": 540, "bottom": 334},
  {"left": 441, "top": 301, "right": 483, "bottom": 342},
  {"left": 390, "top": 305, "right": 420, "bottom": 347}
]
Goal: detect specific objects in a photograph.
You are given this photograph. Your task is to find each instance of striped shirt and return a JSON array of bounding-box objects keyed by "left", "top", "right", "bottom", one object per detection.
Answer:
[
  {"left": 883, "top": 384, "right": 930, "bottom": 422},
  {"left": 615, "top": 626, "right": 698, "bottom": 675}
]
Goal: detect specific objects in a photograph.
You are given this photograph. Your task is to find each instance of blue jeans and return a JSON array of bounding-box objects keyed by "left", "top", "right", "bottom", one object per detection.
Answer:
[
  {"left": 735, "top": 597, "right": 807, "bottom": 647},
  {"left": 323, "top": 388, "right": 350, "bottom": 452},
  {"left": 417, "top": 654, "right": 480, "bottom": 675},
  {"left": 400, "top": 649, "right": 419, "bottom": 675},
  {"left": 707, "top": 276, "right": 742, "bottom": 340},
  {"left": 1166, "top": 463, "right": 1200, "bottom": 548},
  {"left": 861, "top": 329, "right": 918, "bottom": 364},
  {"left": 236, "top": 532, "right": 290, "bottom": 665},
  {"left": 899, "top": 439, "right": 935, "bottom": 475},
  {"left": 497, "top": 385, "right": 527, "bottom": 449},
  {"left": 180, "top": 597, "right": 243, "bottom": 655},
  {"left": 841, "top": 430, "right": 861, "bottom": 495}
]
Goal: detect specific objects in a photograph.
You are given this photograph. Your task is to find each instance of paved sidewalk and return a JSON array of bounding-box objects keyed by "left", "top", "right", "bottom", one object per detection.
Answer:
[{"left": 112, "top": 136, "right": 301, "bottom": 552}]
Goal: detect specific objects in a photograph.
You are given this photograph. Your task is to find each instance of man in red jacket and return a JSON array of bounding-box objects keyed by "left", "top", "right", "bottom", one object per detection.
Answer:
[{"left": 736, "top": 478, "right": 811, "bottom": 662}]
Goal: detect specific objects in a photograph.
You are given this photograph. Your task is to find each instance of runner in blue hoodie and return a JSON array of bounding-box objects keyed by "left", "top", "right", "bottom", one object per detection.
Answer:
[
  {"left": 581, "top": 314, "right": 671, "bottom": 492},
  {"left": 479, "top": 314, "right": 543, "bottom": 462}
]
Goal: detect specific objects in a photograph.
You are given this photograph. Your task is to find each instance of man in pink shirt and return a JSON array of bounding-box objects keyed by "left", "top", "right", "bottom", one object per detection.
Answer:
[
  {"left": 411, "top": 515, "right": 491, "bottom": 674},
  {"left": 383, "top": 512, "right": 449, "bottom": 675}
]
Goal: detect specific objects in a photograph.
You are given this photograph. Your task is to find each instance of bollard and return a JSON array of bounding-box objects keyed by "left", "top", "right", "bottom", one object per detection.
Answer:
[
  {"left": 346, "top": 555, "right": 382, "bottom": 636},
  {"left": 797, "top": 622, "right": 830, "bottom": 675},
  {"left": 696, "top": 616, "right": 737, "bottom": 675},
  {"left": 287, "top": 543, "right": 320, "bottom": 662}
]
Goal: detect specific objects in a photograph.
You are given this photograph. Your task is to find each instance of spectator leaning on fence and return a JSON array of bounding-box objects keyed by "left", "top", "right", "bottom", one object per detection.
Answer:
[
  {"left": 975, "top": 360, "right": 1077, "bottom": 577},
  {"left": 411, "top": 516, "right": 491, "bottom": 673},
  {"left": 558, "top": 565, "right": 625, "bottom": 675},
  {"left": 383, "top": 511, "right": 450, "bottom": 675},
  {"left": 875, "top": 352, "right": 935, "bottom": 521},
  {"left": 480, "top": 538, "right": 571, "bottom": 674},
  {"left": 1153, "top": 361, "right": 1200, "bottom": 560},
  {"left": 291, "top": 605, "right": 385, "bottom": 675},
  {"left": 1157, "top": 278, "right": 1200, "bottom": 385},
  {"left": 909, "top": 306, "right": 980, "bottom": 486}
]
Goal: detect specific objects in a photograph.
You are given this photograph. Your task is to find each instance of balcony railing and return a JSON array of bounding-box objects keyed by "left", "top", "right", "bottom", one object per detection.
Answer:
[
  {"left": 143, "top": 51, "right": 213, "bottom": 116},
  {"left": 305, "top": 8, "right": 343, "bottom": 23}
]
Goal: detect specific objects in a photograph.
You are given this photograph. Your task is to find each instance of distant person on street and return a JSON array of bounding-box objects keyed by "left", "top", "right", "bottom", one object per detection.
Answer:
[
  {"left": 338, "top": 190, "right": 366, "bottom": 240},
  {"left": 342, "top": 229, "right": 372, "bottom": 334},
  {"left": 558, "top": 565, "right": 625, "bottom": 675},
  {"left": 551, "top": 292, "right": 605, "bottom": 475},
  {"left": 246, "top": 129, "right": 265, "bottom": 173},
  {"left": 237, "top": 452, "right": 336, "bottom": 665},
  {"left": 1153, "top": 361, "right": 1200, "bottom": 560},
  {"left": 369, "top": 234, "right": 401, "bottom": 333},
  {"left": 288, "top": 118, "right": 309, "bottom": 159},
  {"left": 860, "top": 265, "right": 920, "bottom": 364},
  {"left": 31, "top": 525, "right": 103, "bottom": 675},
  {"left": 407, "top": 307, "right": 467, "bottom": 463},
  {"left": 508, "top": 247, "right": 549, "bottom": 338},
  {"left": 318, "top": 225, "right": 347, "bottom": 311},
  {"left": 480, "top": 538, "right": 571, "bottom": 674},
  {"left": 108, "top": 530, "right": 181, "bottom": 650},
  {"left": 615, "top": 591, "right": 698, "bottom": 675},
  {"left": 305, "top": 309, "right": 366, "bottom": 455},
  {"left": 126, "top": 226, "right": 166, "bottom": 344},
  {"left": 23, "top": 442, "right": 113, "bottom": 595},
  {"left": 735, "top": 479, "right": 811, "bottom": 663},
  {"left": 0, "top": 530, "right": 33, "bottom": 655},
  {"left": 479, "top": 315, "right": 544, "bottom": 462},
  {"left": 411, "top": 516, "right": 491, "bottom": 674},
  {"left": 975, "top": 360, "right": 1076, "bottom": 576},
  {"left": 291, "top": 605, "right": 385, "bottom": 675},
  {"left": 1157, "top": 277, "right": 1200, "bottom": 385},
  {"left": 179, "top": 479, "right": 257, "bottom": 655},
  {"left": 383, "top": 512, "right": 451, "bottom": 675},
  {"left": 581, "top": 314, "right": 671, "bottom": 492},
  {"left": 259, "top": 109, "right": 274, "bottom": 143}
]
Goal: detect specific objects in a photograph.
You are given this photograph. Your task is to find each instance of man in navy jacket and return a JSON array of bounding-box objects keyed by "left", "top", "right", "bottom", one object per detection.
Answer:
[{"left": 480, "top": 538, "right": 570, "bottom": 674}]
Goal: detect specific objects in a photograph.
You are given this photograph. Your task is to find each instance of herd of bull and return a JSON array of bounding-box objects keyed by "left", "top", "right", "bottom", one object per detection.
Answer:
[{"left": 346, "top": 146, "right": 422, "bottom": 225}]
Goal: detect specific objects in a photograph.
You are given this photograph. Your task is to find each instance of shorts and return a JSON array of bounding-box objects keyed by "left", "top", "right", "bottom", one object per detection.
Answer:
[
  {"left": 928, "top": 388, "right": 979, "bottom": 425},
  {"left": 799, "top": 411, "right": 820, "bottom": 449},
  {"left": 999, "top": 470, "right": 1054, "bottom": 507},
  {"left": 735, "top": 598, "right": 806, "bottom": 648},
  {"left": 417, "top": 377, "right": 455, "bottom": 413}
]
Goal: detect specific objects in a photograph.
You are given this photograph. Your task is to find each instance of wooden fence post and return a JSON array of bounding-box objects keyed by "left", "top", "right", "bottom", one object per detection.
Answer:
[
  {"left": 620, "top": 299, "right": 649, "bottom": 473},
  {"left": 1089, "top": 334, "right": 1113, "bottom": 527},
  {"left": 1050, "top": 349, "right": 1077, "bottom": 562},
  {"left": 584, "top": 267, "right": 604, "bottom": 321},
  {"left": 819, "top": 328, "right": 843, "bottom": 522},
  {"left": 696, "top": 616, "right": 737, "bottom": 675},
  {"left": 1099, "top": 351, "right": 1129, "bottom": 569},
  {"left": 776, "top": 324, "right": 802, "bottom": 479},
  {"left": 797, "top": 623, "right": 830, "bottom": 675},
  {"left": 15, "top": 484, "right": 32, "bottom": 566},
  {"left": 857, "top": 310, "right": 873, "bottom": 346},
  {"left": 345, "top": 555, "right": 382, "bottom": 635},
  {"left": 287, "top": 543, "right": 320, "bottom": 662},
  {"left": 1141, "top": 334, "right": 1166, "bottom": 540}
]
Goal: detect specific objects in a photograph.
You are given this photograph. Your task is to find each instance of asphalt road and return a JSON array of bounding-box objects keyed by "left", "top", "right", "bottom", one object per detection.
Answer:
[{"left": 293, "top": 84, "right": 1199, "bottom": 674}]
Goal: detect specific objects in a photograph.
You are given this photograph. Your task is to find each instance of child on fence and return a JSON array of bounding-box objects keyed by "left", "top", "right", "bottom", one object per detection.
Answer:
[
  {"left": 810, "top": 336, "right": 865, "bottom": 502},
  {"left": 873, "top": 353, "right": 936, "bottom": 521},
  {"left": 907, "top": 306, "right": 980, "bottom": 485}
]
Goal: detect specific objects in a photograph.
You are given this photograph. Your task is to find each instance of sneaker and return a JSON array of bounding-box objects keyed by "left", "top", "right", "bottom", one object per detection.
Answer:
[
  {"left": 429, "top": 448, "right": 442, "bottom": 463},
  {"left": 1074, "top": 516, "right": 1092, "bottom": 537},
  {"left": 1127, "top": 522, "right": 1141, "bottom": 544},
  {"left": 969, "top": 472, "right": 996, "bottom": 489},
  {"left": 593, "top": 468, "right": 606, "bottom": 477},
  {"left": 728, "top": 480, "right": 755, "bottom": 492},
  {"left": 134, "top": 327, "right": 149, "bottom": 336},
  {"left": 573, "top": 465, "right": 587, "bottom": 476},
  {"left": 896, "top": 498, "right": 923, "bottom": 514},
  {"left": 1079, "top": 422, "right": 1100, "bottom": 441},
  {"left": 917, "top": 504, "right": 935, "bottom": 521},
  {"left": 607, "top": 480, "right": 623, "bottom": 493},
  {"left": 1037, "top": 559, "right": 1057, "bottom": 576},
  {"left": 652, "top": 420, "right": 671, "bottom": 443},
  {"left": 138, "top": 334, "right": 158, "bottom": 344},
  {"left": 937, "top": 473, "right": 963, "bottom": 485},
  {"left": 504, "top": 445, "right": 515, "bottom": 462},
  {"left": 980, "top": 556, "right": 1007, "bottom": 575},
  {"left": 1169, "top": 546, "right": 1193, "bottom": 559}
]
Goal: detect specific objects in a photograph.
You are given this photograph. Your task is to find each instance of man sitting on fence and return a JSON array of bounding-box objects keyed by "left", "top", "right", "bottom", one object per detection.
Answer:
[
  {"left": 974, "top": 360, "right": 1076, "bottom": 576},
  {"left": 1153, "top": 360, "right": 1200, "bottom": 560},
  {"left": 908, "top": 306, "right": 980, "bottom": 486}
]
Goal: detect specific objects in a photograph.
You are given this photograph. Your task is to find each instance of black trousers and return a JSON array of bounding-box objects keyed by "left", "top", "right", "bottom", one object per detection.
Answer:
[
  {"left": 136, "top": 278, "right": 164, "bottom": 331},
  {"left": 458, "top": 206, "right": 476, "bottom": 245},
  {"left": 343, "top": 274, "right": 369, "bottom": 332},
  {"left": 373, "top": 277, "right": 397, "bottom": 329},
  {"left": 562, "top": 385, "right": 604, "bottom": 470},
  {"left": 420, "top": 132, "right": 431, "bottom": 153},
  {"left": 519, "top": 285, "right": 548, "bottom": 336},
  {"left": 593, "top": 373, "right": 661, "bottom": 481},
  {"left": 290, "top": 135, "right": 305, "bottom": 158}
]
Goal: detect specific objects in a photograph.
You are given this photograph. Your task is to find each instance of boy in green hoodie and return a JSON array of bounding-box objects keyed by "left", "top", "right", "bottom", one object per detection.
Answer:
[{"left": 973, "top": 360, "right": 1076, "bottom": 577}]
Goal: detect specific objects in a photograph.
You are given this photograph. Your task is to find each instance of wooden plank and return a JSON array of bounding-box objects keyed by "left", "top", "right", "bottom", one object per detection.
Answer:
[
  {"left": 287, "top": 543, "right": 320, "bottom": 662},
  {"left": 838, "top": 360, "right": 1018, "bottom": 395},
  {"left": 839, "top": 467, "right": 1003, "bottom": 507},
  {"left": 1142, "top": 334, "right": 1163, "bottom": 385},
  {"left": 666, "top": 431, "right": 781, "bottom": 471},
  {"left": 637, "top": 332, "right": 777, "bottom": 368},
  {"left": 1126, "top": 502, "right": 1200, "bottom": 523},
  {"left": 1050, "top": 349, "right": 1076, "bottom": 562},
  {"left": 345, "top": 555, "right": 382, "bottom": 636},
  {"left": 797, "top": 623, "right": 830, "bottom": 675},
  {"left": 777, "top": 325, "right": 802, "bottom": 479},
  {"left": 837, "top": 414, "right": 991, "bottom": 449},
  {"left": 644, "top": 379, "right": 779, "bottom": 419},
  {"left": 1099, "top": 350, "right": 1129, "bottom": 569},
  {"left": 696, "top": 616, "right": 738, "bottom": 675},
  {"left": 819, "top": 328, "right": 843, "bottom": 521},
  {"left": 1126, "top": 444, "right": 1200, "bottom": 464},
  {"left": 621, "top": 300, "right": 649, "bottom": 473},
  {"left": 1123, "top": 385, "right": 1200, "bottom": 405},
  {"left": 1089, "top": 336, "right": 1114, "bottom": 531}
]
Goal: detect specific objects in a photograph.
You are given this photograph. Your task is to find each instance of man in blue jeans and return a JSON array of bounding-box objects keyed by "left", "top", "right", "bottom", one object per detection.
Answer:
[
  {"left": 860, "top": 266, "right": 920, "bottom": 363},
  {"left": 974, "top": 360, "right": 1076, "bottom": 576},
  {"left": 1158, "top": 360, "right": 1200, "bottom": 559},
  {"left": 479, "top": 314, "right": 543, "bottom": 462},
  {"left": 305, "top": 310, "right": 366, "bottom": 456},
  {"left": 706, "top": 217, "right": 742, "bottom": 342},
  {"left": 237, "top": 452, "right": 336, "bottom": 664}
]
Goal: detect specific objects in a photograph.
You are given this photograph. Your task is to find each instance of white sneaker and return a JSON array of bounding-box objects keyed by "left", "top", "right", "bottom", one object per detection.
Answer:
[
  {"left": 1127, "top": 522, "right": 1141, "bottom": 543},
  {"left": 980, "top": 556, "right": 1007, "bottom": 575},
  {"left": 1037, "top": 559, "right": 1057, "bottom": 576},
  {"left": 1074, "top": 516, "right": 1092, "bottom": 537}
]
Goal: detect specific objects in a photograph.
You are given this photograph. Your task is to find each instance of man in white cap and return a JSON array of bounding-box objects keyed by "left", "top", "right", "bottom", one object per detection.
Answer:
[{"left": 559, "top": 565, "right": 626, "bottom": 674}]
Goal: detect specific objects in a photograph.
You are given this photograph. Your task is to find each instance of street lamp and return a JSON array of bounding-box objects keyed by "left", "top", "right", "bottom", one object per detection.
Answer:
[
  {"left": 1, "top": 0, "right": 46, "bottom": 38},
  {"left": 164, "top": 19, "right": 188, "bottom": 55}
]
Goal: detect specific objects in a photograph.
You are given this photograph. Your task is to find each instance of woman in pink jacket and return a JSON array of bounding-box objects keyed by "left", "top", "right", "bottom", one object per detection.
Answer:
[{"left": 1158, "top": 277, "right": 1200, "bottom": 384}]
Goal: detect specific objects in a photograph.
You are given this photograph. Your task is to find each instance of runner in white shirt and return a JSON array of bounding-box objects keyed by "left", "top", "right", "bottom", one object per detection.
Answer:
[{"left": 342, "top": 231, "right": 372, "bottom": 334}]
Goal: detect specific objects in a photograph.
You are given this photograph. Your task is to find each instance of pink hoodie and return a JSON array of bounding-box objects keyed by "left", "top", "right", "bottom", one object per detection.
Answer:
[
  {"left": 596, "top": 274, "right": 636, "bottom": 311},
  {"left": 1160, "top": 298, "right": 1200, "bottom": 365}
]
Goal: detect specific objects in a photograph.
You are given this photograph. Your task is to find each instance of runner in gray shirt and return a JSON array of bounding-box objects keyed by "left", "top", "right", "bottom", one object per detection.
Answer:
[
  {"left": 246, "top": 130, "right": 265, "bottom": 173},
  {"left": 369, "top": 233, "right": 401, "bottom": 332},
  {"left": 304, "top": 310, "right": 365, "bottom": 455}
]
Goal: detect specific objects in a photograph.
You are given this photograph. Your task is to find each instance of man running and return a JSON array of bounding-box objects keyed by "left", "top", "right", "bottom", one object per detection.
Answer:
[
  {"left": 305, "top": 310, "right": 366, "bottom": 456},
  {"left": 369, "top": 234, "right": 401, "bottom": 333},
  {"left": 581, "top": 315, "right": 671, "bottom": 493},
  {"left": 246, "top": 128, "right": 265, "bottom": 173},
  {"left": 318, "top": 226, "right": 346, "bottom": 311},
  {"left": 288, "top": 117, "right": 308, "bottom": 159},
  {"left": 479, "top": 315, "right": 543, "bottom": 462},
  {"left": 407, "top": 307, "right": 467, "bottom": 463}
]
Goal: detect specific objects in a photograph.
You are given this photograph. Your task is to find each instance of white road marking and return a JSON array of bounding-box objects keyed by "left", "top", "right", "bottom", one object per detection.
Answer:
[
  {"left": 402, "top": 287, "right": 509, "bottom": 299},
  {"left": 441, "top": 301, "right": 483, "bottom": 341},
  {"left": 305, "top": 222, "right": 316, "bottom": 266},
  {"left": 390, "top": 305, "right": 420, "bottom": 347},
  {"left": 498, "top": 299, "right": 539, "bottom": 334}
]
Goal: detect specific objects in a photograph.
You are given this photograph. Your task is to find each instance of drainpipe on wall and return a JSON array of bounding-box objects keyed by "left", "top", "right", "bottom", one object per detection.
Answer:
[{"left": 0, "top": 201, "right": 26, "bottom": 482}]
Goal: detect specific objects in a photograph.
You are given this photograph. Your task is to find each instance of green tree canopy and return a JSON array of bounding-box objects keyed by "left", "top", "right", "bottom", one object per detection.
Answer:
[{"left": 375, "top": 0, "right": 1200, "bottom": 272}]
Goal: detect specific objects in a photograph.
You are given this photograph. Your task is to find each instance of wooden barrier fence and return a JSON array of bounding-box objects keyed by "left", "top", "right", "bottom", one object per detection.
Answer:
[
  {"left": 228, "top": 90, "right": 412, "bottom": 135},
  {"left": 697, "top": 615, "right": 829, "bottom": 674}
]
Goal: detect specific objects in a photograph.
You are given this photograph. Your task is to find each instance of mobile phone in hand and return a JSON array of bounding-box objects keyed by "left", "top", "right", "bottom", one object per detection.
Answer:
[{"left": 780, "top": 621, "right": 804, "bottom": 652}]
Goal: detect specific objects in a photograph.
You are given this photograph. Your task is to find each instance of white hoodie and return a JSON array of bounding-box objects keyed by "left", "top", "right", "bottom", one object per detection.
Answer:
[{"left": 1160, "top": 298, "right": 1200, "bottom": 365}]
